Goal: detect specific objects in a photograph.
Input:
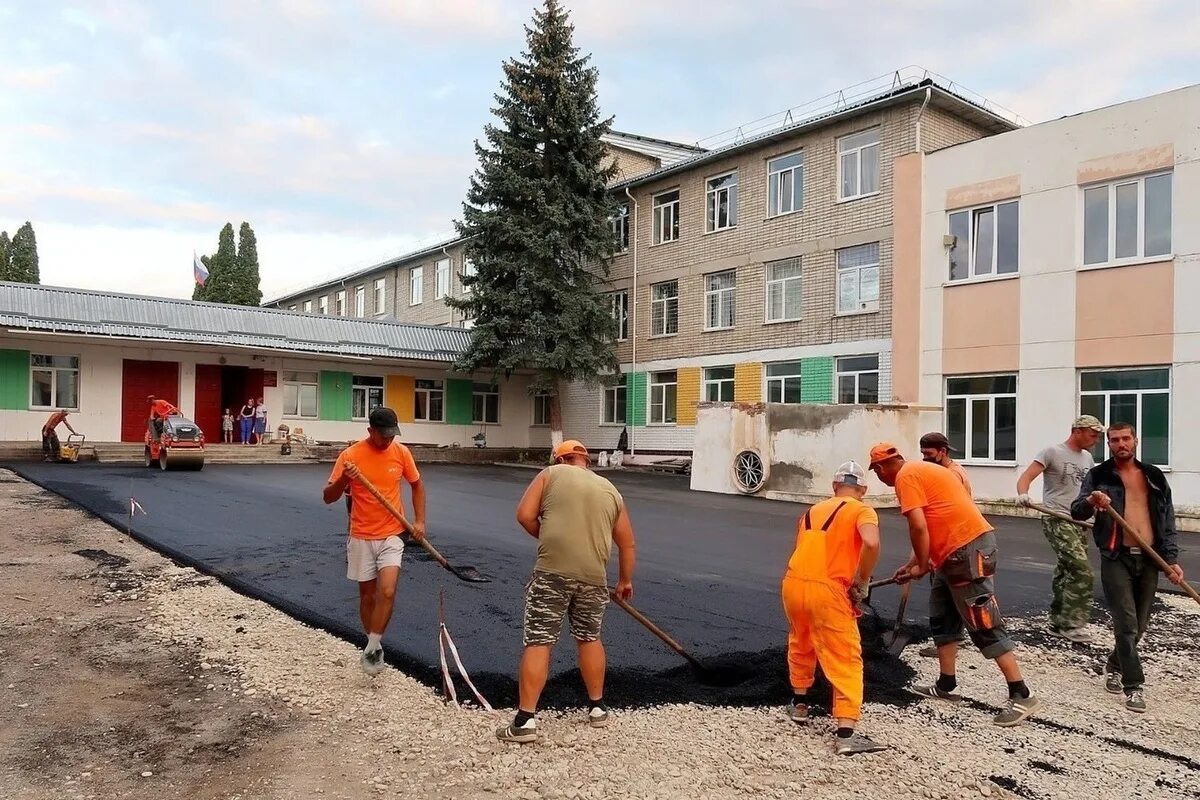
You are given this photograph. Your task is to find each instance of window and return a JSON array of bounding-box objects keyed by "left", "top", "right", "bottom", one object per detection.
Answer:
[
  {"left": 354, "top": 285, "right": 366, "bottom": 318},
  {"left": 836, "top": 355, "right": 879, "bottom": 405},
  {"left": 436, "top": 258, "right": 451, "bottom": 299},
  {"left": 945, "top": 374, "right": 1017, "bottom": 463},
  {"left": 472, "top": 383, "right": 499, "bottom": 424},
  {"left": 1083, "top": 173, "right": 1172, "bottom": 266},
  {"left": 649, "top": 371, "right": 677, "bottom": 425},
  {"left": 351, "top": 375, "right": 384, "bottom": 420},
  {"left": 765, "top": 258, "right": 802, "bottom": 322},
  {"left": 414, "top": 379, "right": 444, "bottom": 422},
  {"left": 651, "top": 280, "right": 678, "bottom": 336},
  {"left": 948, "top": 201, "right": 1019, "bottom": 281},
  {"left": 303, "top": 300, "right": 312, "bottom": 313},
  {"left": 318, "top": 296, "right": 328, "bottom": 315},
  {"left": 288, "top": 304, "right": 297, "bottom": 312},
  {"left": 30, "top": 354, "right": 79, "bottom": 409},
  {"left": 373, "top": 278, "right": 386, "bottom": 315},
  {"left": 704, "top": 270, "right": 736, "bottom": 330},
  {"left": 460, "top": 259, "right": 476, "bottom": 294},
  {"left": 766, "top": 362, "right": 802, "bottom": 404},
  {"left": 334, "top": 289, "right": 346, "bottom": 316},
  {"left": 652, "top": 190, "right": 680, "bottom": 244},
  {"left": 838, "top": 128, "right": 880, "bottom": 200},
  {"left": 768, "top": 151, "right": 804, "bottom": 216},
  {"left": 283, "top": 371, "right": 318, "bottom": 418},
  {"left": 610, "top": 203, "right": 629, "bottom": 251},
  {"left": 410, "top": 266, "right": 424, "bottom": 305},
  {"left": 533, "top": 394, "right": 551, "bottom": 426},
  {"left": 609, "top": 291, "right": 628, "bottom": 341},
  {"left": 703, "top": 366, "right": 735, "bottom": 402},
  {"left": 1079, "top": 368, "right": 1169, "bottom": 466},
  {"left": 836, "top": 242, "right": 880, "bottom": 314},
  {"left": 602, "top": 378, "right": 626, "bottom": 425},
  {"left": 705, "top": 171, "right": 738, "bottom": 232}
]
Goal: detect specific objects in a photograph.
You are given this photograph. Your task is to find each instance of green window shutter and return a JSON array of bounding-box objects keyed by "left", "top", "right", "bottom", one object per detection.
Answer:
[
  {"left": 627, "top": 372, "right": 647, "bottom": 427},
  {"left": 800, "top": 357, "right": 834, "bottom": 404},
  {"left": 318, "top": 371, "right": 353, "bottom": 421},
  {"left": 0, "top": 349, "right": 30, "bottom": 410},
  {"left": 446, "top": 378, "right": 474, "bottom": 425}
]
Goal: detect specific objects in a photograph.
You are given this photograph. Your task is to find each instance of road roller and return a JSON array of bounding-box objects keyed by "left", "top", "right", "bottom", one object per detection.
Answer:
[{"left": 144, "top": 415, "right": 206, "bottom": 471}]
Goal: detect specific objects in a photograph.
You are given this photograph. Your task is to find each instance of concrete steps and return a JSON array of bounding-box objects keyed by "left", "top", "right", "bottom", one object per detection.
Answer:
[{"left": 88, "top": 442, "right": 316, "bottom": 466}]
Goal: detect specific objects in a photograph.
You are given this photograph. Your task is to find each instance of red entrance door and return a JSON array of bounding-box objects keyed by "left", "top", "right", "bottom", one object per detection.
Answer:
[
  {"left": 121, "top": 359, "right": 181, "bottom": 442},
  {"left": 194, "top": 364, "right": 222, "bottom": 442}
]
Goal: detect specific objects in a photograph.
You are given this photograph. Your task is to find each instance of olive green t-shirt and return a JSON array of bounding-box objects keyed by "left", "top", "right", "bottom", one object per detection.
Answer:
[{"left": 534, "top": 464, "right": 623, "bottom": 586}]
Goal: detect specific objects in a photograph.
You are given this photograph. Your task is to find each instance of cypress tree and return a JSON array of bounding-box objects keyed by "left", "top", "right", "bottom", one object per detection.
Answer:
[
  {"left": 234, "top": 222, "right": 263, "bottom": 306},
  {"left": 9, "top": 222, "right": 40, "bottom": 284},
  {"left": 201, "top": 223, "right": 238, "bottom": 303},
  {"left": 0, "top": 231, "right": 10, "bottom": 282}
]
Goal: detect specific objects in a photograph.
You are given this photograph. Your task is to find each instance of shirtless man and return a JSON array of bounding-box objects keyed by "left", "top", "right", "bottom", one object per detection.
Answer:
[
  {"left": 41, "top": 409, "right": 76, "bottom": 462},
  {"left": 1070, "top": 422, "right": 1185, "bottom": 713}
]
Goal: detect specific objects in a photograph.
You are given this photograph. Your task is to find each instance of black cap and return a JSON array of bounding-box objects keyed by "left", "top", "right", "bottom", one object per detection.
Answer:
[
  {"left": 368, "top": 407, "right": 401, "bottom": 437},
  {"left": 919, "top": 431, "right": 956, "bottom": 452}
]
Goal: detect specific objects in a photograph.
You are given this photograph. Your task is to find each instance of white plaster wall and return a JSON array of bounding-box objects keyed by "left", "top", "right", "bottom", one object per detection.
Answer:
[{"left": 689, "top": 403, "right": 739, "bottom": 494}]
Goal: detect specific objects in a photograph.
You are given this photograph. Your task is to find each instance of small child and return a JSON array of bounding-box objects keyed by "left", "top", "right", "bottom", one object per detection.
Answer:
[{"left": 222, "top": 408, "right": 234, "bottom": 443}]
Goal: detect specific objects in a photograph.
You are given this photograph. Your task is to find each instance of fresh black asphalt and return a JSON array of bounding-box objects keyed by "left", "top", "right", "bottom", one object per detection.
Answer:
[{"left": 9, "top": 462, "right": 1197, "bottom": 710}]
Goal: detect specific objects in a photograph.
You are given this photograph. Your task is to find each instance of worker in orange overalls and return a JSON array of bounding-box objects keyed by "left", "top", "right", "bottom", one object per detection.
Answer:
[
  {"left": 147, "top": 395, "right": 180, "bottom": 443},
  {"left": 781, "top": 461, "right": 886, "bottom": 756}
]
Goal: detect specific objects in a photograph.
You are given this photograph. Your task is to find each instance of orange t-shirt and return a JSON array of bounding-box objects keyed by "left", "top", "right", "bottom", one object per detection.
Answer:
[
  {"left": 785, "top": 496, "right": 879, "bottom": 588},
  {"left": 150, "top": 399, "right": 178, "bottom": 419},
  {"left": 947, "top": 460, "right": 973, "bottom": 496},
  {"left": 329, "top": 439, "right": 421, "bottom": 540},
  {"left": 895, "top": 460, "right": 992, "bottom": 568}
]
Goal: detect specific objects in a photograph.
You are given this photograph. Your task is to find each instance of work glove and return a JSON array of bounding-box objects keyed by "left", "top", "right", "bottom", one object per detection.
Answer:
[{"left": 1017, "top": 494, "right": 1032, "bottom": 507}]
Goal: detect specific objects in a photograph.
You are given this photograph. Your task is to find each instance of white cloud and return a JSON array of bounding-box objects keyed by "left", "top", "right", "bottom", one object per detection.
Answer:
[{"left": 1, "top": 63, "right": 73, "bottom": 90}]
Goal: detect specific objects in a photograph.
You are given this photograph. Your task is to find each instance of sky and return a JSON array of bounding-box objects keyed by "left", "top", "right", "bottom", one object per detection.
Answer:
[{"left": 2, "top": 0, "right": 1198, "bottom": 301}]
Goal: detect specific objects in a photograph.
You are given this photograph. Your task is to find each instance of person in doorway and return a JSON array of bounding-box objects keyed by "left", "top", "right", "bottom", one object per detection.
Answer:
[
  {"left": 781, "top": 461, "right": 886, "bottom": 755},
  {"left": 41, "top": 409, "right": 76, "bottom": 462},
  {"left": 1015, "top": 415, "right": 1106, "bottom": 642},
  {"left": 238, "top": 398, "right": 255, "bottom": 445},
  {"left": 497, "top": 440, "right": 636, "bottom": 744},
  {"left": 868, "top": 442, "right": 1043, "bottom": 727},
  {"left": 147, "top": 395, "right": 179, "bottom": 443},
  {"left": 253, "top": 397, "right": 268, "bottom": 445},
  {"left": 322, "top": 407, "right": 426, "bottom": 676},
  {"left": 222, "top": 408, "right": 235, "bottom": 444},
  {"left": 1070, "top": 422, "right": 1185, "bottom": 713},
  {"left": 919, "top": 432, "right": 972, "bottom": 495}
]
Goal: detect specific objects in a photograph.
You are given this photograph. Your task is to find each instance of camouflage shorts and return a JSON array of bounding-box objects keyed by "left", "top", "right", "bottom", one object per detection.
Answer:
[{"left": 523, "top": 571, "right": 609, "bottom": 646}]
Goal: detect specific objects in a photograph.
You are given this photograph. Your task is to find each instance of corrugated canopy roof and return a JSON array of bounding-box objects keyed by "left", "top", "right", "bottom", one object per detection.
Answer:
[
  {"left": 0, "top": 282, "right": 470, "bottom": 363},
  {"left": 602, "top": 131, "right": 707, "bottom": 166}
]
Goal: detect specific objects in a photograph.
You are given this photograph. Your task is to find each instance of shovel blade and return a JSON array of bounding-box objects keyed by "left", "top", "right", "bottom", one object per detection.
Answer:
[{"left": 450, "top": 565, "right": 491, "bottom": 583}]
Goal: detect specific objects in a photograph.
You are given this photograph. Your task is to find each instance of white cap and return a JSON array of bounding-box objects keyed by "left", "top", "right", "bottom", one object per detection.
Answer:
[{"left": 833, "top": 461, "right": 868, "bottom": 487}]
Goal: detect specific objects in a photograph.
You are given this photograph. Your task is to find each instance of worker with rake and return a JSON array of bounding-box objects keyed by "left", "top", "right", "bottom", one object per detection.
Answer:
[{"left": 781, "top": 461, "right": 887, "bottom": 755}]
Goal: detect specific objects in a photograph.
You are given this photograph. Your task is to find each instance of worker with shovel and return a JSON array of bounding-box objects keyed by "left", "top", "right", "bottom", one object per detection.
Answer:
[
  {"left": 1070, "top": 422, "right": 1185, "bottom": 713},
  {"left": 868, "top": 443, "right": 1043, "bottom": 727},
  {"left": 781, "top": 461, "right": 886, "bottom": 755}
]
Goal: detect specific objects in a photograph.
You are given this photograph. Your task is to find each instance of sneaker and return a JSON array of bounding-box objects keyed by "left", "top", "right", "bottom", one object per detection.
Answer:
[
  {"left": 1105, "top": 672, "right": 1123, "bottom": 694},
  {"left": 1057, "top": 627, "right": 1093, "bottom": 644},
  {"left": 587, "top": 705, "right": 610, "bottom": 728},
  {"left": 918, "top": 645, "right": 939, "bottom": 658},
  {"left": 360, "top": 646, "right": 385, "bottom": 676},
  {"left": 1125, "top": 690, "right": 1147, "bottom": 713},
  {"left": 496, "top": 718, "right": 539, "bottom": 744},
  {"left": 910, "top": 684, "right": 962, "bottom": 702},
  {"left": 993, "top": 694, "right": 1043, "bottom": 727},
  {"left": 835, "top": 733, "right": 888, "bottom": 755},
  {"left": 787, "top": 703, "right": 810, "bottom": 724}
]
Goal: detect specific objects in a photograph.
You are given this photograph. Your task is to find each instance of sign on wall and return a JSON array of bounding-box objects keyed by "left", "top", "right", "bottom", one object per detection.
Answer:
[{"left": 262, "top": 371, "right": 278, "bottom": 387}]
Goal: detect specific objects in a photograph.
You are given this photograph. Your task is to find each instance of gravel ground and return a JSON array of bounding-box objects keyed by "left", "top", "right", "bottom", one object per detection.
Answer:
[{"left": 2, "top": 468, "right": 1198, "bottom": 799}]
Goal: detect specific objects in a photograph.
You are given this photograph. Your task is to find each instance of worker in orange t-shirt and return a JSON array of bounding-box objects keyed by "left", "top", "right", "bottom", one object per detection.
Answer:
[
  {"left": 781, "top": 461, "right": 887, "bottom": 756},
  {"left": 146, "top": 395, "right": 179, "bottom": 442},
  {"left": 323, "top": 406, "right": 426, "bottom": 676},
  {"left": 868, "top": 443, "right": 1043, "bottom": 728}
]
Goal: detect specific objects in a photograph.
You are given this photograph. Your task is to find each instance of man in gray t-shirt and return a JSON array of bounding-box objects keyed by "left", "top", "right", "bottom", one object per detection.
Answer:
[{"left": 1016, "top": 415, "right": 1105, "bottom": 641}]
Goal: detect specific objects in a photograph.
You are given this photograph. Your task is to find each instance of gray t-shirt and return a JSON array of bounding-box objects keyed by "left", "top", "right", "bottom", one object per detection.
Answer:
[{"left": 1035, "top": 442, "right": 1094, "bottom": 513}]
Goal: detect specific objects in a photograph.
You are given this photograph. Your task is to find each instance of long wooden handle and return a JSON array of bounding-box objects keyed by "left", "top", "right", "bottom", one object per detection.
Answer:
[
  {"left": 1106, "top": 508, "right": 1200, "bottom": 605},
  {"left": 869, "top": 577, "right": 898, "bottom": 590},
  {"left": 1027, "top": 501, "right": 1094, "bottom": 529},
  {"left": 350, "top": 470, "right": 450, "bottom": 570},
  {"left": 609, "top": 592, "right": 705, "bottom": 670}
]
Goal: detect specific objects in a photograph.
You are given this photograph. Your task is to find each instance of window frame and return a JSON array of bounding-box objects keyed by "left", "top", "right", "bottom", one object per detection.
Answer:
[
  {"left": 282, "top": 370, "right": 319, "bottom": 419},
  {"left": 944, "top": 373, "right": 1018, "bottom": 465},
  {"left": 609, "top": 290, "right": 629, "bottom": 341},
  {"left": 649, "top": 370, "right": 677, "bottom": 426},
  {"left": 837, "top": 128, "right": 880, "bottom": 202},
  {"left": 409, "top": 266, "right": 424, "bottom": 305},
  {"left": 703, "top": 270, "right": 736, "bottom": 331},
  {"left": 764, "top": 258, "right": 802, "bottom": 323},
  {"left": 835, "top": 242, "right": 881, "bottom": 315},
  {"left": 1081, "top": 171, "right": 1173, "bottom": 268},
  {"left": 767, "top": 150, "right": 804, "bottom": 218},
  {"left": 354, "top": 285, "right": 366, "bottom": 318},
  {"left": 318, "top": 296, "right": 328, "bottom": 315},
  {"left": 765, "top": 361, "right": 802, "bottom": 405},
  {"left": 373, "top": 278, "right": 386, "bottom": 315},
  {"left": 652, "top": 189, "right": 680, "bottom": 245},
  {"left": 702, "top": 366, "right": 735, "bottom": 402},
  {"left": 610, "top": 203, "right": 630, "bottom": 252},
  {"left": 29, "top": 353, "right": 80, "bottom": 410},
  {"left": 435, "top": 257, "right": 451, "bottom": 299},
  {"left": 650, "top": 280, "right": 679, "bottom": 337},
  {"left": 288, "top": 304, "right": 297, "bottom": 312},
  {"left": 471, "top": 382, "right": 500, "bottom": 425},
  {"left": 413, "top": 378, "right": 445, "bottom": 423},
  {"left": 460, "top": 258, "right": 476, "bottom": 294},
  {"left": 532, "top": 394, "right": 552, "bottom": 427},
  {"left": 350, "top": 375, "right": 385, "bottom": 421},
  {"left": 601, "top": 380, "right": 627, "bottom": 426},
  {"left": 334, "top": 289, "right": 346, "bottom": 316},
  {"left": 835, "top": 354, "right": 880, "bottom": 405},
  {"left": 705, "top": 170, "right": 738, "bottom": 233},
  {"left": 302, "top": 300, "right": 312, "bottom": 313},
  {"left": 947, "top": 199, "right": 1020, "bottom": 282},
  {"left": 1078, "top": 367, "right": 1171, "bottom": 466}
]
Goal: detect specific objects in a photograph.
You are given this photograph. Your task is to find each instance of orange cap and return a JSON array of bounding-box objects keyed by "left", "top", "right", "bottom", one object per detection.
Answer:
[
  {"left": 552, "top": 439, "right": 590, "bottom": 462},
  {"left": 868, "top": 442, "right": 902, "bottom": 465}
]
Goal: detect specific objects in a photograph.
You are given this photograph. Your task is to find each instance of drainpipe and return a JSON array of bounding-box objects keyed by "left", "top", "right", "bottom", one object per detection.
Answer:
[
  {"left": 914, "top": 86, "right": 932, "bottom": 153},
  {"left": 624, "top": 186, "right": 638, "bottom": 457}
]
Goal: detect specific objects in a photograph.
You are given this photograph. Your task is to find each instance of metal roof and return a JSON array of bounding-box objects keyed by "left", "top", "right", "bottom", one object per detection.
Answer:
[
  {"left": 0, "top": 282, "right": 470, "bottom": 363},
  {"left": 602, "top": 131, "right": 706, "bottom": 167}
]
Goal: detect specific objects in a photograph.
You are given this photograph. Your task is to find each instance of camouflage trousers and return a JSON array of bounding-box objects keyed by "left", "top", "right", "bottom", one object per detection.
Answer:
[
  {"left": 522, "top": 571, "right": 608, "bottom": 646},
  {"left": 1042, "top": 516, "right": 1094, "bottom": 631}
]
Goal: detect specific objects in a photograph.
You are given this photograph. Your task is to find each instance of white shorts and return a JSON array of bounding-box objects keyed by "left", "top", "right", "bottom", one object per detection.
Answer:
[{"left": 346, "top": 535, "right": 405, "bottom": 582}]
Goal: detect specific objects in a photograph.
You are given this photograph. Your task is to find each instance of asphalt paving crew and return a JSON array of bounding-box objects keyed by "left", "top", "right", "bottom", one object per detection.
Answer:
[
  {"left": 919, "top": 431, "right": 972, "bottom": 495},
  {"left": 1070, "top": 422, "right": 1186, "bottom": 713},
  {"left": 322, "top": 407, "right": 426, "bottom": 676},
  {"left": 497, "top": 439, "right": 636, "bottom": 744},
  {"left": 146, "top": 395, "right": 179, "bottom": 442},
  {"left": 1016, "top": 414, "right": 1106, "bottom": 642},
  {"left": 40, "top": 408, "right": 76, "bottom": 462},
  {"left": 868, "top": 442, "right": 1043, "bottom": 727},
  {"left": 781, "top": 461, "right": 887, "bottom": 755}
]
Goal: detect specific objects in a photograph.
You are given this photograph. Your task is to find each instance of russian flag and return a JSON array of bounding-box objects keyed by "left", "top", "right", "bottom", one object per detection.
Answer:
[{"left": 193, "top": 251, "right": 209, "bottom": 286}]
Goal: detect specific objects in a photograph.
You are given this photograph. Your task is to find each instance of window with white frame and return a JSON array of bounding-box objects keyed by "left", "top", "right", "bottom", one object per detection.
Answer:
[
  {"left": 602, "top": 378, "right": 626, "bottom": 425},
  {"left": 373, "top": 278, "right": 386, "bottom": 314},
  {"left": 1079, "top": 368, "right": 1170, "bottom": 466},
  {"left": 414, "top": 379, "right": 444, "bottom": 422},
  {"left": 768, "top": 151, "right": 804, "bottom": 216},
  {"left": 836, "top": 355, "right": 879, "bottom": 405},
  {"left": 649, "top": 371, "right": 677, "bottom": 424},
  {"left": 651, "top": 280, "right": 678, "bottom": 336},
  {"left": 703, "top": 366, "right": 735, "bottom": 402},
  {"left": 836, "top": 242, "right": 880, "bottom": 314},
  {"left": 704, "top": 270, "right": 736, "bottom": 330},
  {"left": 765, "top": 258, "right": 802, "bottom": 322},
  {"left": 838, "top": 128, "right": 880, "bottom": 201},
  {"left": 948, "top": 200, "right": 1019, "bottom": 281},
  {"left": 354, "top": 285, "right": 366, "bottom": 318},
  {"left": 283, "top": 371, "right": 318, "bottom": 418},
  {"left": 609, "top": 291, "right": 628, "bottom": 340},
  {"left": 533, "top": 394, "right": 552, "bottom": 426},
  {"left": 472, "top": 383, "right": 499, "bottom": 424},
  {"left": 303, "top": 300, "right": 312, "bottom": 313},
  {"left": 30, "top": 354, "right": 79, "bottom": 409},
  {"left": 435, "top": 257, "right": 451, "bottom": 299},
  {"left": 460, "top": 259, "right": 476, "bottom": 294},
  {"left": 1083, "top": 172, "right": 1172, "bottom": 266},
  {"left": 652, "top": 189, "right": 680, "bottom": 244},
  {"left": 335, "top": 289, "right": 346, "bottom": 316},
  {"left": 610, "top": 203, "right": 629, "bottom": 251},
  {"left": 410, "top": 266, "right": 424, "bottom": 305},
  {"left": 288, "top": 304, "right": 297, "bottom": 312},
  {"left": 945, "top": 374, "right": 1017, "bottom": 463},
  {"left": 766, "top": 362, "right": 802, "bottom": 404},
  {"left": 318, "top": 296, "right": 328, "bottom": 315},
  {"left": 706, "top": 172, "right": 738, "bottom": 232},
  {"left": 351, "top": 375, "right": 384, "bottom": 420}
]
